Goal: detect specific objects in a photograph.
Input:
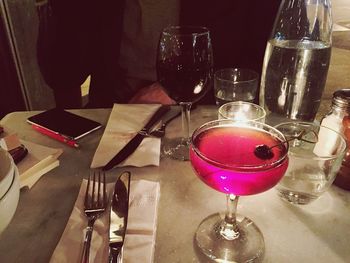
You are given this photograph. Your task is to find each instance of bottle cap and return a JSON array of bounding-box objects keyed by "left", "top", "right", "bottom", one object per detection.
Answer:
[{"left": 332, "top": 89, "right": 350, "bottom": 109}]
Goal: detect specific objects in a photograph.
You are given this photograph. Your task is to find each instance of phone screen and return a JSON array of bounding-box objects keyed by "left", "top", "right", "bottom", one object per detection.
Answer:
[{"left": 27, "top": 108, "right": 102, "bottom": 140}]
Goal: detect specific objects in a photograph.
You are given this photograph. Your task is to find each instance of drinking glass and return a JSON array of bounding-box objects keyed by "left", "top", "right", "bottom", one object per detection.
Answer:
[
  {"left": 157, "top": 26, "right": 213, "bottom": 161},
  {"left": 190, "top": 119, "right": 289, "bottom": 262},
  {"left": 274, "top": 122, "right": 347, "bottom": 205},
  {"left": 218, "top": 101, "right": 266, "bottom": 122},
  {"left": 214, "top": 68, "right": 259, "bottom": 105}
]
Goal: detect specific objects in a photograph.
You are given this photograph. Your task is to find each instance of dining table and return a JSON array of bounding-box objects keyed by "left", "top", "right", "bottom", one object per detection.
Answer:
[{"left": 0, "top": 104, "right": 350, "bottom": 263}]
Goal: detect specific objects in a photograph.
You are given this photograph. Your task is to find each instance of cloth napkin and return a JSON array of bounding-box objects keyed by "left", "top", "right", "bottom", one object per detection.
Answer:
[
  {"left": 91, "top": 104, "right": 162, "bottom": 169},
  {"left": 50, "top": 179, "right": 160, "bottom": 263}
]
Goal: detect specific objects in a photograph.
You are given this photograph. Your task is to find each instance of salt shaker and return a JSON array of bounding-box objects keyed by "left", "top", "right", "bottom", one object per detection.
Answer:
[{"left": 319, "top": 89, "right": 350, "bottom": 190}]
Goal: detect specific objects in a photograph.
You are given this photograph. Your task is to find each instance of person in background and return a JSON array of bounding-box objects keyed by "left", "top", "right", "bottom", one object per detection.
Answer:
[
  {"left": 37, "top": 0, "right": 281, "bottom": 108},
  {"left": 36, "top": 0, "right": 125, "bottom": 108}
]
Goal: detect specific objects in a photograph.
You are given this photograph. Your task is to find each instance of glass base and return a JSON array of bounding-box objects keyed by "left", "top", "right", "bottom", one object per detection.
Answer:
[
  {"left": 161, "top": 137, "right": 189, "bottom": 161},
  {"left": 195, "top": 213, "right": 265, "bottom": 262},
  {"left": 276, "top": 188, "right": 318, "bottom": 205}
]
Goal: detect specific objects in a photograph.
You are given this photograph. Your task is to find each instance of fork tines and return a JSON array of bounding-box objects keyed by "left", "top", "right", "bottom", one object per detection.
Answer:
[
  {"left": 84, "top": 171, "right": 107, "bottom": 212},
  {"left": 81, "top": 171, "right": 107, "bottom": 263}
]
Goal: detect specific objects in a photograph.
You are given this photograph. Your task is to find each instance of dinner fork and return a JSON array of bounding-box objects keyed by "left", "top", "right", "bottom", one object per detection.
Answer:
[{"left": 81, "top": 171, "right": 107, "bottom": 263}]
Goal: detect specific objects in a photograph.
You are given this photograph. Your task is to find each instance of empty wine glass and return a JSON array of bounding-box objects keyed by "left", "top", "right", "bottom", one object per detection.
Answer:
[
  {"left": 157, "top": 26, "right": 213, "bottom": 161},
  {"left": 190, "top": 119, "right": 289, "bottom": 262}
]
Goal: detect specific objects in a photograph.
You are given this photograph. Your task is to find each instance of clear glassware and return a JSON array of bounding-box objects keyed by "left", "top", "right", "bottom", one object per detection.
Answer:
[
  {"left": 218, "top": 101, "right": 266, "bottom": 123},
  {"left": 259, "top": 0, "right": 333, "bottom": 125},
  {"left": 275, "top": 122, "right": 347, "bottom": 205},
  {"left": 157, "top": 26, "right": 213, "bottom": 161},
  {"left": 214, "top": 68, "right": 259, "bottom": 106},
  {"left": 189, "top": 119, "right": 289, "bottom": 262}
]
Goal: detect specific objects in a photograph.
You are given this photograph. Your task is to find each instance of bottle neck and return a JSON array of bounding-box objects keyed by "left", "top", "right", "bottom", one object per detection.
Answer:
[
  {"left": 330, "top": 102, "right": 350, "bottom": 119},
  {"left": 272, "top": 0, "right": 332, "bottom": 43}
]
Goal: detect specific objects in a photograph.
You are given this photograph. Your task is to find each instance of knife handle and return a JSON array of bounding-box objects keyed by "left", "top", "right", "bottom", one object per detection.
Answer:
[{"left": 142, "top": 105, "right": 170, "bottom": 134}]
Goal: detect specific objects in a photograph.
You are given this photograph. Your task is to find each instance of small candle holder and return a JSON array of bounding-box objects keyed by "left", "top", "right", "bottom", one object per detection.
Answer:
[{"left": 218, "top": 101, "right": 266, "bottom": 122}]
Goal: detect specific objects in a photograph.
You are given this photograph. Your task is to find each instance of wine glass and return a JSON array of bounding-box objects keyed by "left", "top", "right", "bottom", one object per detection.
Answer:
[
  {"left": 157, "top": 26, "right": 213, "bottom": 161},
  {"left": 190, "top": 119, "right": 289, "bottom": 262}
]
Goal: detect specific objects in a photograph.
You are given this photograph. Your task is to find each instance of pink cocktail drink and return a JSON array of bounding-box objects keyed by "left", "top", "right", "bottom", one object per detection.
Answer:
[
  {"left": 190, "top": 126, "right": 289, "bottom": 195},
  {"left": 190, "top": 120, "right": 289, "bottom": 262}
]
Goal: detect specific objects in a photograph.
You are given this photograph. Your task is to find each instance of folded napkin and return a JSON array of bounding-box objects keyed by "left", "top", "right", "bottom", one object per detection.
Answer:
[
  {"left": 0, "top": 133, "right": 63, "bottom": 189},
  {"left": 18, "top": 140, "right": 63, "bottom": 189},
  {"left": 50, "top": 179, "right": 160, "bottom": 263},
  {"left": 91, "top": 104, "right": 162, "bottom": 169},
  {"left": 122, "top": 180, "right": 160, "bottom": 263}
]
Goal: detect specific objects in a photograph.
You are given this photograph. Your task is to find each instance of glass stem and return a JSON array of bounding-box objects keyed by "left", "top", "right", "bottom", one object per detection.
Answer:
[
  {"left": 219, "top": 194, "right": 240, "bottom": 240},
  {"left": 179, "top": 102, "right": 192, "bottom": 144}
]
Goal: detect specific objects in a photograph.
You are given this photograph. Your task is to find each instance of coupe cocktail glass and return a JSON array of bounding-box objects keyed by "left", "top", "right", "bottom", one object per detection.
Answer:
[{"left": 190, "top": 119, "right": 289, "bottom": 262}]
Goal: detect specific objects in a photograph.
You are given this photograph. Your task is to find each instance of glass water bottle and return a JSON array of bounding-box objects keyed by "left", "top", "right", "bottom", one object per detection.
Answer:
[{"left": 259, "top": 0, "right": 333, "bottom": 125}]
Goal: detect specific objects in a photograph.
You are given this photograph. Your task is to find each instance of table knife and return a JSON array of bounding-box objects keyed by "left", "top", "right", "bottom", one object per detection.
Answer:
[
  {"left": 109, "top": 171, "right": 131, "bottom": 263},
  {"left": 149, "top": 106, "right": 181, "bottom": 137},
  {"left": 102, "top": 105, "right": 170, "bottom": 171}
]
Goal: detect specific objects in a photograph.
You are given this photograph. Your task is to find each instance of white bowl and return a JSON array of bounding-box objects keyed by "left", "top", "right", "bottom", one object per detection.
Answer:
[
  {"left": 0, "top": 165, "right": 20, "bottom": 235},
  {"left": 0, "top": 148, "right": 15, "bottom": 199}
]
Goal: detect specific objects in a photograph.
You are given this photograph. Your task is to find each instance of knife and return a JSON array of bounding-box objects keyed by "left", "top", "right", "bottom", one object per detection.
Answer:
[
  {"left": 102, "top": 105, "right": 170, "bottom": 171},
  {"left": 149, "top": 106, "right": 181, "bottom": 137},
  {"left": 109, "top": 171, "right": 131, "bottom": 263}
]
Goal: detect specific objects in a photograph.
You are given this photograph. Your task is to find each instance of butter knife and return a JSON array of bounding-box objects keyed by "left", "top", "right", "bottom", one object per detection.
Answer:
[
  {"left": 109, "top": 171, "right": 131, "bottom": 263},
  {"left": 102, "top": 105, "right": 170, "bottom": 171}
]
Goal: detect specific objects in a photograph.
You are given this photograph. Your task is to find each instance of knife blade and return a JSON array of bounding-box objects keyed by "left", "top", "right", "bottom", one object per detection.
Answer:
[
  {"left": 102, "top": 105, "right": 170, "bottom": 171},
  {"left": 109, "top": 171, "right": 131, "bottom": 263}
]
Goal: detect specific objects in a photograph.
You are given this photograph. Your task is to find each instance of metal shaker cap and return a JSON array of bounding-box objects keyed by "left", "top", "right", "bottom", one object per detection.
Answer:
[{"left": 332, "top": 89, "right": 350, "bottom": 109}]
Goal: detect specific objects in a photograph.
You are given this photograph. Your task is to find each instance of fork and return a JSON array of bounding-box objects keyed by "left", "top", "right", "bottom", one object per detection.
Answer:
[{"left": 81, "top": 171, "right": 107, "bottom": 263}]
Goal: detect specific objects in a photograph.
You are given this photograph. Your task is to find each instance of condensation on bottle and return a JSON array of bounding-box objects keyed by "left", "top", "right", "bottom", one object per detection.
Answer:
[{"left": 319, "top": 89, "right": 350, "bottom": 190}]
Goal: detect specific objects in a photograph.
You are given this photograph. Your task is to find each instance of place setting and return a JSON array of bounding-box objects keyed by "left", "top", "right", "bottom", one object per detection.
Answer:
[
  {"left": 2, "top": 1, "right": 350, "bottom": 262},
  {"left": 50, "top": 170, "right": 160, "bottom": 263},
  {"left": 50, "top": 103, "right": 176, "bottom": 262},
  {"left": 50, "top": 26, "right": 213, "bottom": 262}
]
